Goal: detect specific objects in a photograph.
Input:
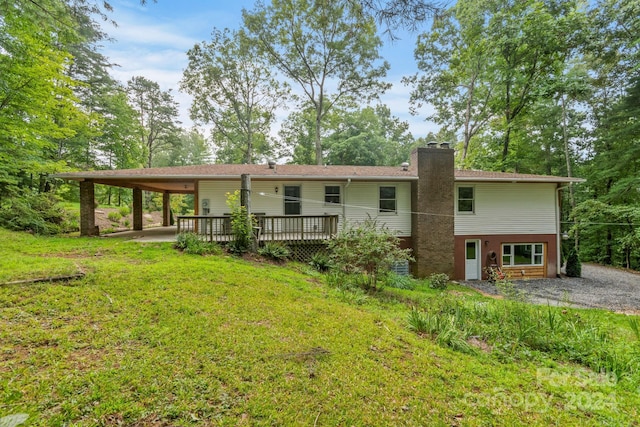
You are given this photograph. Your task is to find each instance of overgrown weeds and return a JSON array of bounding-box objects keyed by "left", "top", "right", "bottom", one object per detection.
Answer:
[
  {"left": 174, "top": 232, "right": 222, "bottom": 255},
  {"left": 258, "top": 242, "right": 290, "bottom": 261},
  {"left": 407, "top": 294, "right": 640, "bottom": 389}
]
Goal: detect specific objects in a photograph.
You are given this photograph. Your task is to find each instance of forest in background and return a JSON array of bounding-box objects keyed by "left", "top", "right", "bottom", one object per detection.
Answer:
[{"left": 0, "top": 0, "right": 638, "bottom": 270}]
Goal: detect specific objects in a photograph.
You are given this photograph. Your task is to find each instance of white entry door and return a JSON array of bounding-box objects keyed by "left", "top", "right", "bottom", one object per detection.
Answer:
[{"left": 465, "top": 240, "right": 480, "bottom": 280}]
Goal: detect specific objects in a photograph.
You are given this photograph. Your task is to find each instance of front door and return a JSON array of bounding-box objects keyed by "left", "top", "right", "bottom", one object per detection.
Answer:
[{"left": 465, "top": 240, "right": 480, "bottom": 280}]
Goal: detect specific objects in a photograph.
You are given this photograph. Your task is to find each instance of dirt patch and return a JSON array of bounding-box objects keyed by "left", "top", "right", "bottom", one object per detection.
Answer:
[{"left": 95, "top": 208, "right": 163, "bottom": 234}]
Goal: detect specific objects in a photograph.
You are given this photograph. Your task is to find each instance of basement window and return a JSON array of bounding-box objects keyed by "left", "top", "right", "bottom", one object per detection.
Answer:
[{"left": 502, "top": 243, "right": 544, "bottom": 266}]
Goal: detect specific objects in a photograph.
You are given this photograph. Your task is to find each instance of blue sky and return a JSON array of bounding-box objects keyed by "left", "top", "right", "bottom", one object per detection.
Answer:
[{"left": 102, "top": 0, "right": 437, "bottom": 139}]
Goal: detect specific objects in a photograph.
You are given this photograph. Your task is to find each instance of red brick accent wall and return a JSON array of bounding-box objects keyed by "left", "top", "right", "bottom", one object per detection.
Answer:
[{"left": 454, "top": 234, "right": 558, "bottom": 280}]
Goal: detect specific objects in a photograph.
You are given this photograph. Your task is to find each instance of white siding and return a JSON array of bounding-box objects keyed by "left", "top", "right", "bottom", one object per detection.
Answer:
[
  {"left": 344, "top": 182, "right": 411, "bottom": 235},
  {"left": 197, "top": 179, "right": 412, "bottom": 235},
  {"left": 454, "top": 182, "right": 557, "bottom": 235}
]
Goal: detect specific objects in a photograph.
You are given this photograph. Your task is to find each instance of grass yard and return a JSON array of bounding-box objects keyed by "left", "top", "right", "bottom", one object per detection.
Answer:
[{"left": 1, "top": 229, "right": 639, "bottom": 426}]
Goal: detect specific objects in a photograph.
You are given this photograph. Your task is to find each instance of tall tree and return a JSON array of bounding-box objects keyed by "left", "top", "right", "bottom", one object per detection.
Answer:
[
  {"left": 126, "top": 76, "right": 180, "bottom": 168},
  {"left": 181, "top": 28, "right": 287, "bottom": 164},
  {"left": 486, "top": 0, "right": 583, "bottom": 170},
  {"left": 95, "top": 85, "right": 144, "bottom": 170},
  {"left": 0, "top": 0, "right": 86, "bottom": 199},
  {"left": 155, "top": 129, "right": 212, "bottom": 167},
  {"left": 406, "top": 1, "right": 495, "bottom": 164},
  {"left": 278, "top": 108, "right": 317, "bottom": 164},
  {"left": 243, "top": 0, "right": 390, "bottom": 164},
  {"left": 324, "top": 105, "right": 414, "bottom": 166}
]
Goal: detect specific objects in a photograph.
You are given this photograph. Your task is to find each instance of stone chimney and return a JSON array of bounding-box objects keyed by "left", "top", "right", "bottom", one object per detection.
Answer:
[{"left": 410, "top": 147, "right": 455, "bottom": 278}]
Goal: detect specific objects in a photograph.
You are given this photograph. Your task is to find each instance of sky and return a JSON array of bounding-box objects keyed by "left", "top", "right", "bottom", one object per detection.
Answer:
[{"left": 100, "top": 0, "right": 438, "bottom": 142}]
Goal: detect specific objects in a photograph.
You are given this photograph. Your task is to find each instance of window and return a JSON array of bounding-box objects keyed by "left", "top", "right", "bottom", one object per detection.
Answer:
[
  {"left": 457, "top": 186, "right": 474, "bottom": 213},
  {"left": 379, "top": 186, "right": 396, "bottom": 213},
  {"left": 502, "top": 243, "right": 544, "bottom": 266},
  {"left": 325, "top": 185, "right": 341, "bottom": 205},
  {"left": 284, "top": 185, "right": 301, "bottom": 215}
]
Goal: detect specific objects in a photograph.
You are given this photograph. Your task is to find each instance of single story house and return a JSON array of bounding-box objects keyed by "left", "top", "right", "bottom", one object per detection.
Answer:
[{"left": 54, "top": 146, "right": 583, "bottom": 280}]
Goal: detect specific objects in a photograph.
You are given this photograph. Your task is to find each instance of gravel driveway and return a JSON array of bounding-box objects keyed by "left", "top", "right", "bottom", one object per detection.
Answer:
[{"left": 462, "top": 263, "right": 640, "bottom": 312}]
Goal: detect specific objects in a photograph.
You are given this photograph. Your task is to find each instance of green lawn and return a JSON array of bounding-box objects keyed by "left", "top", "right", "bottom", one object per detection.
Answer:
[{"left": 1, "top": 229, "right": 638, "bottom": 426}]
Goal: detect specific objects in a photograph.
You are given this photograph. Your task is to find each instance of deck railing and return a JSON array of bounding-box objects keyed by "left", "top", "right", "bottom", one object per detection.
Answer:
[{"left": 176, "top": 215, "right": 339, "bottom": 244}]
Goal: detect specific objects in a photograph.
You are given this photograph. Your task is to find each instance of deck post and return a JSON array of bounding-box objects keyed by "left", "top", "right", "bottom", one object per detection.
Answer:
[
  {"left": 241, "top": 174, "right": 257, "bottom": 252},
  {"left": 162, "top": 191, "right": 171, "bottom": 227},
  {"left": 79, "top": 180, "right": 97, "bottom": 236},
  {"left": 133, "top": 187, "right": 143, "bottom": 231}
]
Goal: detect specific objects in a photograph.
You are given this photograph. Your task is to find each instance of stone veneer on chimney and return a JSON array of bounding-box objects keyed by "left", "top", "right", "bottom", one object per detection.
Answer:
[{"left": 410, "top": 147, "right": 455, "bottom": 278}]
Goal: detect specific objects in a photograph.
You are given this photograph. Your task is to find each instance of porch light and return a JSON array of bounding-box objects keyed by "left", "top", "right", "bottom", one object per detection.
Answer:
[{"left": 274, "top": 186, "right": 279, "bottom": 194}]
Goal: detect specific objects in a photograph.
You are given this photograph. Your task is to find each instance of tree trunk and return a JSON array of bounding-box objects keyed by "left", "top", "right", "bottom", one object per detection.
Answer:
[
  {"left": 315, "top": 111, "right": 322, "bottom": 165},
  {"left": 561, "top": 95, "right": 575, "bottom": 209}
]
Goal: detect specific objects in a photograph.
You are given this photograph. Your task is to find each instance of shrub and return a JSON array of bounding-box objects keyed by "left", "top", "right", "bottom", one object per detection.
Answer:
[
  {"left": 384, "top": 272, "right": 417, "bottom": 290},
  {"left": 118, "top": 206, "right": 130, "bottom": 217},
  {"left": 327, "top": 218, "right": 414, "bottom": 291},
  {"left": 123, "top": 219, "right": 131, "bottom": 228},
  {"left": 0, "top": 193, "right": 72, "bottom": 235},
  {"left": 428, "top": 273, "right": 449, "bottom": 290},
  {"left": 565, "top": 248, "right": 581, "bottom": 277},
  {"left": 258, "top": 242, "right": 290, "bottom": 261},
  {"left": 309, "top": 252, "right": 332, "bottom": 272},
  {"left": 175, "top": 232, "right": 221, "bottom": 255},
  {"left": 225, "top": 191, "right": 255, "bottom": 255},
  {"left": 107, "top": 211, "right": 122, "bottom": 222}
]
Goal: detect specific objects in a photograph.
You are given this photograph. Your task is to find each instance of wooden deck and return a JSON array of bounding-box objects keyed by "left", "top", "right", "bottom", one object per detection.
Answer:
[{"left": 177, "top": 215, "right": 339, "bottom": 244}]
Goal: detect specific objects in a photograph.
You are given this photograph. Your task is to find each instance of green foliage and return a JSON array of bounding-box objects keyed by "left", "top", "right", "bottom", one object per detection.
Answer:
[
  {"left": 565, "top": 248, "right": 582, "bottom": 278},
  {"left": 327, "top": 218, "right": 414, "bottom": 291},
  {"left": 181, "top": 29, "right": 285, "bottom": 164},
  {"left": 427, "top": 273, "right": 449, "bottom": 290},
  {"left": 495, "top": 279, "right": 528, "bottom": 302},
  {"left": 309, "top": 252, "right": 332, "bottom": 272},
  {"left": 127, "top": 76, "right": 180, "bottom": 168},
  {"left": 407, "top": 296, "right": 640, "bottom": 385},
  {"left": 225, "top": 190, "right": 255, "bottom": 255},
  {"left": 258, "top": 242, "right": 290, "bottom": 261},
  {"left": 174, "top": 232, "right": 221, "bottom": 256},
  {"left": 383, "top": 272, "right": 417, "bottom": 290},
  {"left": 570, "top": 200, "right": 640, "bottom": 270},
  {"left": 118, "top": 206, "right": 130, "bottom": 217},
  {"left": 0, "top": 193, "right": 75, "bottom": 235},
  {"left": 629, "top": 316, "right": 640, "bottom": 342},
  {"left": 323, "top": 105, "right": 415, "bottom": 166},
  {"left": 107, "top": 211, "right": 122, "bottom": 222},
  {"left": 243, "top": 0, "right": 390, "bottom": 164},
  {"left": 1, "top": 229, "right": 639, "bottom": 425}
]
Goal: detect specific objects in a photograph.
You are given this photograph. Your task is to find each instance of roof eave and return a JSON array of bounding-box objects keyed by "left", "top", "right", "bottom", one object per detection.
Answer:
[
  {"left": 455, "top": 177, "right": 586, "bottom": 183},
  {"left": 52, "top": 173, "right": 419, "bottom": 181}
]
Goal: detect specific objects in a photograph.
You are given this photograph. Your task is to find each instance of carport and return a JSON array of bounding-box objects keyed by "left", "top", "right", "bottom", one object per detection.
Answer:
[{"left": 54, "top": 169, "right": 196, "bottom": 236}]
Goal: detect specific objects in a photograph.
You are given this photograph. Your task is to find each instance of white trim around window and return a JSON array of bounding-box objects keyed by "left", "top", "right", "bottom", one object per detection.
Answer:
[
  {"left": 324, "top": 185, "right": 341, "bottom": 206},
  {"left": 456, "top": 185, "right": 475, "bottom": 214},
  {"left": 502, "top": 243, "right": 544, "bottom": 266},
  {"left": 378, "top": 185, "right": 397, "bottom": 214}
]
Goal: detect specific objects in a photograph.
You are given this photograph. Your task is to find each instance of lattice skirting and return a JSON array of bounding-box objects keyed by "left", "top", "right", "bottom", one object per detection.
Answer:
[{"left": 285, "top": 243, "right": 328, "bottom": 262}]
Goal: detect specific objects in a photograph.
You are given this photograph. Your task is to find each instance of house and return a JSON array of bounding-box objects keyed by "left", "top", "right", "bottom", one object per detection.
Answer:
[{"left": 54, "top": 147, "right": 582, "bottom": 280}]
